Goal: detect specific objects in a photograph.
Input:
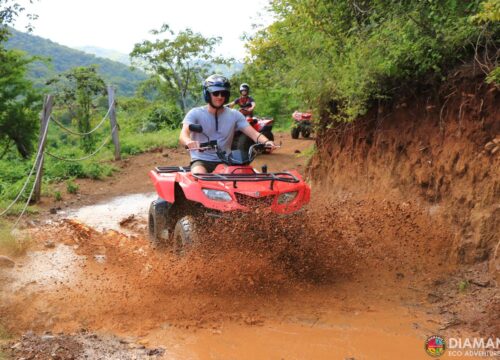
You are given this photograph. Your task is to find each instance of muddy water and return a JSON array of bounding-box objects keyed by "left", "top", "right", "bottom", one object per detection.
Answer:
[
  {"left": 147, "top": 297, "right": 433, "bottom": 360},
  {"left": 62, "top": 193, "right": 155, "bottom": 232},
  {"left": 1, "top": 192, "right": 461, "bottom": 359}
]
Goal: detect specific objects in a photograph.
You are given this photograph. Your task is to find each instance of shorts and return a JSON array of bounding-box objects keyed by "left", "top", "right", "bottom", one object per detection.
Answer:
[{"left": 190, "top": 160, "right": 222, "bottom": 173}]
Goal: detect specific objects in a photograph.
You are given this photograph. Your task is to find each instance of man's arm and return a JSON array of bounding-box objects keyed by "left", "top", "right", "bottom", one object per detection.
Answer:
[
  {"left": 179, "top": 123, "right": 199, "bottom": 149},
  {"left": 247, "top": 100, "right": 256, "bottom": 113}
]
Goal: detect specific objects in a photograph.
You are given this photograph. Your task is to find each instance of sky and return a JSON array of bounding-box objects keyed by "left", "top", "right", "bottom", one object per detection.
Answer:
[{"left": 13, "top": 0, "right": 273, "bottom": 60}]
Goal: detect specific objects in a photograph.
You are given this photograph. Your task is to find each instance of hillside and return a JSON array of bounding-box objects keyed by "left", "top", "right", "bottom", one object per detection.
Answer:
[{"left": 5, "top": 28, "right": 148, "bottom": 96}]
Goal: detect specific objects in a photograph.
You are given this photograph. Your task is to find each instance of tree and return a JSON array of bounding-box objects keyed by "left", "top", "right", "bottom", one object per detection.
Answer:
[
  {"left": 0, "top": 0, "right": 40, "bottom": 159},
  {"left": 47, "top": 65, "right": 106, "bottom": 152},
  {"left": 130, "top": 24, "right": 228, "bottom": 113}
]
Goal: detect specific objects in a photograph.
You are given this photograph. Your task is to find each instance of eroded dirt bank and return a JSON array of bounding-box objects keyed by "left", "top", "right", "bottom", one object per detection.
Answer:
[{"left": 310, "top": 69, "right": 499, "bottom": 337}]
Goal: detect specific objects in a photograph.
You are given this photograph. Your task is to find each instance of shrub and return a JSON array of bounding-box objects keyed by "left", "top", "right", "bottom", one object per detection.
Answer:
[{"left": 66, "top": 179, "right": 79, "bottom": 194}]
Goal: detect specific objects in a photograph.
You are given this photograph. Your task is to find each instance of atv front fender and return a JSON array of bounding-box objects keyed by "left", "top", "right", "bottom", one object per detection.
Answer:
[{"left": 149, "top": 170, "right": 176, "bottom": 203}]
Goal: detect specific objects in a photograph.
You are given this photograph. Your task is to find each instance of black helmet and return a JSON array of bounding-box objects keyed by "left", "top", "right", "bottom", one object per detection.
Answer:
[
  {"left": 239, "top": 83, "right": 250, "bottom": 94},
  {"left": 203, "top": 74, "right": 231, "bottom": 105}
]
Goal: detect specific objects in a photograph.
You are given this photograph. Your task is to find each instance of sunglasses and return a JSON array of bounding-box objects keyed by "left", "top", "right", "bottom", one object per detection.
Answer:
[{"left": 211, "top": 91, "right": 229, "bottom": 97}]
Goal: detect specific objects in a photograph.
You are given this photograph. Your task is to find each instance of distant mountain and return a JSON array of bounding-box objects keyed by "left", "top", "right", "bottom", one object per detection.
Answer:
[
  {"left": 76, "top": 46, "right": 131, "bottom": 65},
  {"left": 5, "top": 28, "right": 148, "bottom": 97}
]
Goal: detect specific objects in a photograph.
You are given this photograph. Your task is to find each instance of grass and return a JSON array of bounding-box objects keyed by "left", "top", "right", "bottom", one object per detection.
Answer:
[
  {"left": 458, "top": 279, "right": 470, "bottom": 293},
  {"left": 0, "top": 324, "right": 10, "bottom": 341},
  {"left": 120, "top": 128, "right": 179, "bottom": 156},
  {"left": 0, "top": 201, "right": 39, "bottom": 217},
  {"left": 0, "top": 221, "right": 32, "bottom": 257},
  {"left": 65, "top": 179, "right": 79, "bottom": 194}
]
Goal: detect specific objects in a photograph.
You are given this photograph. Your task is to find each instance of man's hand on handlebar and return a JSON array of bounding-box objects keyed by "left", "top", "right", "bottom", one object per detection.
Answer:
[
  {"left": 264, "top": 140, "right": 279, "bottom": 149},
  {"left": 185, "top": 140, "right": 200, "bottom": 149}
]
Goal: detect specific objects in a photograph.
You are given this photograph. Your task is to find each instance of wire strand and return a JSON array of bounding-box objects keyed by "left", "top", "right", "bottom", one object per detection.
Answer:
[
  {"left": 44, "top": 124, "right": 117, "bottom": 162},
  {"left": 0, "top": 111, "right": 51, "bottom": 217},
  {"left": 49, "top": 104, "right": 113, "bottom": 136}
]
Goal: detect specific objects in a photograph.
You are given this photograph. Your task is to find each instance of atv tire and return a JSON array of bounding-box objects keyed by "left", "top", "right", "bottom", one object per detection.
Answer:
[
  {"left": 236, "top": 133, "right": 254, "bottom": 156},
  {"left": 148, "top": 199, "right": 170, "bottom": 248},
  {"left": 301, "top": 127, "right": 311, "bottom": 138},
  {"left": 172, "top": 216, "right": 197, "bottom": 256},
  {"left": 291, "top": 127, "right": 300, "bottom": 139}
]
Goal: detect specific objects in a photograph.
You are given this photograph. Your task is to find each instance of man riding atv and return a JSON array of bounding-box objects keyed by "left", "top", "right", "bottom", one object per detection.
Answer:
[
  {"left": 179, "top": 75, "right": 275, "bottom": 173},
  {"left": 227, "top": 83, "right": 256, "bottom": 116}
]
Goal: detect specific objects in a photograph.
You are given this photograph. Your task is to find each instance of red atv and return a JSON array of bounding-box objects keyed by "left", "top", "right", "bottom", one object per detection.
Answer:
[
  {"left": 233, "top": 108, "right": 274, "bottom": 154},
  {"left": 148, "top": 124, "right": 310, "bottom": 254},
  {"left": 291, "top": 111, "right": 312, "bottom": 139}
]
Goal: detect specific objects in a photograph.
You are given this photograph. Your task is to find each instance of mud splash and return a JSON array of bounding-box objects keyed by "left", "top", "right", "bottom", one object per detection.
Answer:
[{"left": 0, "top": 191, "right": 468, "bottom": 359}]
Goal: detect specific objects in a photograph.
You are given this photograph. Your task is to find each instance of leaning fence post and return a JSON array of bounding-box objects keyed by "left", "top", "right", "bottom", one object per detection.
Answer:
[
  {"left": 107, "top": 85, "right": 121, "bottom": 161},
  {"left": 34, "top": 94, "right": 53, "bottom": 203}
]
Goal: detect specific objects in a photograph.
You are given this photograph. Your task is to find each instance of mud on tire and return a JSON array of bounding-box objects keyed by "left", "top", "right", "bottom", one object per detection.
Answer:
[
  {"left": 148, "top": 199, "right": 171, "bottom": 248},
  {"left": 173, "top": 216, "right": 198, "bottom": 256}
]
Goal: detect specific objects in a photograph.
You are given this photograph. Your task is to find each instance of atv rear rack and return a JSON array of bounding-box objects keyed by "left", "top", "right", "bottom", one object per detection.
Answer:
[{"left": 192, "top": 172, "right": 299, "bottom": 189}]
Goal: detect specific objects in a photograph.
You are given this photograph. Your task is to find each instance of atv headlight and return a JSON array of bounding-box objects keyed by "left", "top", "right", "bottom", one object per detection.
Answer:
[
  {"left": 202, "top": 189, "right": 232, "bottom": 202},
  {"left": 277, "top": 191, "right": 298, "bottom": 204}
]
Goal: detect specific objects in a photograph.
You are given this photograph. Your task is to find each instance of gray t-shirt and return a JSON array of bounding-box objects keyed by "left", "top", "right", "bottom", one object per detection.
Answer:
[{"left": 183, "top": 106, "right": 249, "bottom": 162}]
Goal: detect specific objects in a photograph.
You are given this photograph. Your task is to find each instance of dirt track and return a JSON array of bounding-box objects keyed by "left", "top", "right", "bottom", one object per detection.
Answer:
[{"left": 0, "top": 133, "right": 494, "bottom": 359}]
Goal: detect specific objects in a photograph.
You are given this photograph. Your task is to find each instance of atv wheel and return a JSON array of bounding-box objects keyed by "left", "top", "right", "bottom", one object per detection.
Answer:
[
  {"left": 172, "top": 216, "right": 197, "bottom": 256},
  {"left": 148, "top": 199, "right": 170, "bottom": 248},
  {"left": 301, "top": 127, "right": 311, "bottom": 138},
  {"left": 291, "top": 127, "right": 300, "bottom": 139}
]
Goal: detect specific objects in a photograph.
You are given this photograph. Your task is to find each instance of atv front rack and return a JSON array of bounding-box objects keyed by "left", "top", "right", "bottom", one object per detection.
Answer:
[
  {"left": 155, "top": 166, "right": 191, "bottom": 173},
  {"left": 192, "top": 172, "right": 299, "bottom": 189}
]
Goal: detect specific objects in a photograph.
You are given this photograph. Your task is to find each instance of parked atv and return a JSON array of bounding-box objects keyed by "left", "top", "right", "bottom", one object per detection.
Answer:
[
  {"left": 291, "top": 111, "right": 312, "bottom": 139},
  {"left": 148, "top": 124, "right": 310, "bottom": 255},
  {"left": 233, "top": 111, "right": 274, "bottom": 155}
]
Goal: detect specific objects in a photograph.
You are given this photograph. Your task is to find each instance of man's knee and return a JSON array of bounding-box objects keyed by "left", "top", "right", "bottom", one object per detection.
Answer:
[{"left": 191, "top": 164, "right": 207, "bottom": 174}]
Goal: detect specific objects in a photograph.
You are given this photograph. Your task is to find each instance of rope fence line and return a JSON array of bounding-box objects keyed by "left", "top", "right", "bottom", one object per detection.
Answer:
[
  {"left": 0, "top": 115, "right": 50, "bottom": 217},
  {"left": 44, "top": 123, "right": 118, "bottom": 162},
  {"left": 13, "top": 142, "right": 46, "bottom": 227},
  {"left": 50, "top": 104, "right": 113, "bottom": 136},
  {"left": 0, "top": 87, "right": 121, "bottom": 226}
]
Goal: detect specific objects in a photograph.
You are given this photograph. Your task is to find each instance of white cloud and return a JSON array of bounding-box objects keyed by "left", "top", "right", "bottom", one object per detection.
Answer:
[{"left": 13, "top": 0, "right": 272, "bottom": 60}]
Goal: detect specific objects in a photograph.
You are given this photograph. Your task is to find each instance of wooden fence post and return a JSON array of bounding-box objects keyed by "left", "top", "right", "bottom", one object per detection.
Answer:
[
  {"left": 34, "top": 94, "right": 53, "bottom": 203},
  {"left": 107, "top": 85, "right": 121, "bottom": 161}
]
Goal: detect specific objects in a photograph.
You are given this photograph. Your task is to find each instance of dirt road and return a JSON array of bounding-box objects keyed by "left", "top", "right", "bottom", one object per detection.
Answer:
[{"left": 0, "top": 133, "right": 486, "bottom": 359}]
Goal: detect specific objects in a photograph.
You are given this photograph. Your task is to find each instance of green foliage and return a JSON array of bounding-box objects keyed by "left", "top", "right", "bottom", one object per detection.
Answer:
[
  {"left": 486, "top": 66, "right": 500, "bottom": 84},
  {"left": 54, "top": 190, "right": 62, "bottom": 201},
  {"left": 145, "top": 103, "right": 184, "bottom": 131},
  {"left": 246, "top": 0, "right": 499, "bottom": 121},
  {"left": 471, "top": 0, "right": 500, "bottom": 22},
  {"left": 65, "top": 179, "right": 79, "bottom": 194},
  {"left": 0, "top": 34, "right": 41, "bottom": 158},
  {"left": 458, "top": 279, "right": 470, "bottom": 293},
  {"left": 130, "top": 24, "right": 229, "bottom": 113},
  {"left": 47, "top": 65, "right": 107, "bottom": 152}
]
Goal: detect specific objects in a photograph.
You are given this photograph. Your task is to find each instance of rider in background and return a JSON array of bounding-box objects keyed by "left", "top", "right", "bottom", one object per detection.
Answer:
[{"left": 228, "top": 83, "right": 256, "bottom": 117}]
